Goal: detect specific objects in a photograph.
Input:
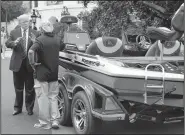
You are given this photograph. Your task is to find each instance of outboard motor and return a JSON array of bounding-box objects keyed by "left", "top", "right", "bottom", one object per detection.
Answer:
[{"left": 145, "top": 3, "right": 184, "bottom": 57}]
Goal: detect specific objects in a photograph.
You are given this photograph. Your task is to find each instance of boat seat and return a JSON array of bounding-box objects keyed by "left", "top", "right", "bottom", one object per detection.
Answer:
[
  {"left": 86, "top": 37, "right": 124, "bottom": 57},
  {"left": 147, "top": 3, "right": 184, "bottom": 41},
  {"left": 146, "top": 27, "right": 181, "bottom": 41}
]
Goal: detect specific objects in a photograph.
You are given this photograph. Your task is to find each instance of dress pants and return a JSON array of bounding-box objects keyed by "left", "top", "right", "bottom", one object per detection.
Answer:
[
  {"left": 13, "top": 58, "right": 35, "bottom": 112},
  {"left": 34, "top": 79, "right": 60, "bottom": 124}
]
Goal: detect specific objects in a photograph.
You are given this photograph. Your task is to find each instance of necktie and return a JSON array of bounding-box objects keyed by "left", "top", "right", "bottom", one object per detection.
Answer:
[{"left": 22, "top": 30, "right": 27, "bottom": 58}]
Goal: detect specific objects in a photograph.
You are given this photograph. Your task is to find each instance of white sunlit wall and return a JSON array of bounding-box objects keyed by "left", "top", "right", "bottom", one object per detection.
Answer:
[{"left": 31, "top": 1, "right": 97, "bottom": 29}]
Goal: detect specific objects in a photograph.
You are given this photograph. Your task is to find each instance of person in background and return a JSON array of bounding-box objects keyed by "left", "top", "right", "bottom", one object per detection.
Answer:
[
  {"left": 48, "top": 16, "right": 68, "bottom": 42},
  {"left": 5, "top": 14, "right": 40, "bottom": 116},
  {"left": 48, "top": 16, "right": 62, "bottom": 36},
  {"left": 28, "top": 21, "right": 65, "bottom": 129},
  {"left": 1, "top": 27, "right": 7, "bottom": 59}
]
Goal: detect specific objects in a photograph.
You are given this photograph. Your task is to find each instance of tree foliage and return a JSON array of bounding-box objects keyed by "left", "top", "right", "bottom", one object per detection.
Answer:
[
  {"left": 1, "top": 1, "right": 26, "bottom": 22},
  {"left": 79, "top": 1, "right": 183, "bottom": 39}
]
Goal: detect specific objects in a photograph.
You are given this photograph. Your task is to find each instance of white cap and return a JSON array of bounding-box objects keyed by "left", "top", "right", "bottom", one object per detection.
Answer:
[
  {"left": 40, "top": 21, "right": 54, "bottom": 33},
  {"left": 48, "top": 16, "right": 58, "bottom": 24}
]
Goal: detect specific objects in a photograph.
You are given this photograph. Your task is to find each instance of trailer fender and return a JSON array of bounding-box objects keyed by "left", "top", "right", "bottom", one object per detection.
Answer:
[{"left": 72, "top": 84, "right": 95, "bottom": 110}]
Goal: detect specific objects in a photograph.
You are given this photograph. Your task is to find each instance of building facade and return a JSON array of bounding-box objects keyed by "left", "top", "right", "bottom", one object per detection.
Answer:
[{"left": 27, "top": 1, "right": 97, "bottom": 28}]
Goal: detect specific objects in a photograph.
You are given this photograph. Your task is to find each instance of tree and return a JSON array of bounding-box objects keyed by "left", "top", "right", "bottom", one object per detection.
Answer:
[
  {"left": 77, "top": 10, "right": 90, "bottom": 31},
  {"left": 1, "top": 1, "right": 26, "bottom": 36},
  {"left": 135, "top": 1, "right": 183, "bottom": 27},
  {"left": 1, "top": 1, "right": 26, "bottom": 22},
  {"left": 82, "top": 0, "right": 90, "bottom": 8},
  {"left": 79, "top": 1, "right": 135, "bottom": 39},
  {"left": 79, "top": 1, "right": 183, "bottom": 39},
  {"left": 80, "top": 0, "right": 98, "bottom": 8}
]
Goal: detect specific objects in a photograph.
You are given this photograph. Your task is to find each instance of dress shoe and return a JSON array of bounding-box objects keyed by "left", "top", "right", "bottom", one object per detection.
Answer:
[
  {"left": 28, "top": 111, "right": 33, "bottom": 115},
  {"left": 12, "top": 110, "right": 22, "bottom": 115}
]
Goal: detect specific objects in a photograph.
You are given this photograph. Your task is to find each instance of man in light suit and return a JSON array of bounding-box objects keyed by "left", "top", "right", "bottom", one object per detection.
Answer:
[{"left": 5, "top": 14, "right": 40, "bottom": 116}]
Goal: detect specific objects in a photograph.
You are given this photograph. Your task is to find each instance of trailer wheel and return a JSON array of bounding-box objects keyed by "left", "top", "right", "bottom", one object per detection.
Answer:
[
  {"left": 58, "top": 83, "right": 72, "bottom": 126},
  {"left": 71, "top": 91, "right": 98, "bottom": 134}
]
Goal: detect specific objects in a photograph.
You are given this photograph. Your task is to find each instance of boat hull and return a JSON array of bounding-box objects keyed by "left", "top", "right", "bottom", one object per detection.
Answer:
[
  {"left": 58, "top": 51, "right": 184, "bottom": 107},
  {"left": 81, "top": 70, "right": 183, "bottom": 96}
]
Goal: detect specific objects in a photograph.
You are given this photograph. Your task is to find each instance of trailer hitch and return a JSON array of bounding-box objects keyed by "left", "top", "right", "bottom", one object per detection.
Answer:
[
  {"left": 129, "top": 98, "right": 163, "bottom": 123},
  {"left": 129, "top": 113, "right": 157, "bottom": 123},
  {"left": 129, "top": 110, "right": 184, "bottom": 124},
  {"left": 163, "top": 116, "right": 184, "bottom": 124}
]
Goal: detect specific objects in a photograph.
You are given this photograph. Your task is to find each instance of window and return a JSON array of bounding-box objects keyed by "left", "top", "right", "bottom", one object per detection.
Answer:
[{"left": 47, "top": 1, "right": 63, "bottom": 6}]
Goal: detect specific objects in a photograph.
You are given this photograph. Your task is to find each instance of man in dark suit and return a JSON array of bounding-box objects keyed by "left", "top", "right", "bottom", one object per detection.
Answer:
[
  {"left": 14, "top": 18, "right": 32, "bottom": 30},
  {"left": 5, "top": 14, "right": 40, "bottom": 116}
]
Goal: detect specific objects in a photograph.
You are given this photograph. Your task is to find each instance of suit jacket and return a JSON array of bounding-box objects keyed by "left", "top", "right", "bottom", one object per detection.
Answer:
[{"left": 5, "top": 27, "right": 40, "bottom": 72}]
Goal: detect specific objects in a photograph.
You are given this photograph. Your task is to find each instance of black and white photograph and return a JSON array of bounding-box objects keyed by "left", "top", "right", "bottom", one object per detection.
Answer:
[{"left": 1, "top": 0, "right": 184, "bottom": 134}]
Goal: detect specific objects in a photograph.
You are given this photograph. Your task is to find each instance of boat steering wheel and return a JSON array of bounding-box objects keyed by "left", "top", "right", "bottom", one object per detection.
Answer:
[{"left": 136, "top": 34, "right": 152, "bottom": 50}]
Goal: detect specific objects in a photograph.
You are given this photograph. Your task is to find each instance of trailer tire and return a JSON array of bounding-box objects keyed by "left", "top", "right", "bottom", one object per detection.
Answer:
[
  {"left": 58, "top": 83, "right": 72, "bottom": 126},
  {"left": 71, "top": 91, "right": 98, "bottom": 134}
]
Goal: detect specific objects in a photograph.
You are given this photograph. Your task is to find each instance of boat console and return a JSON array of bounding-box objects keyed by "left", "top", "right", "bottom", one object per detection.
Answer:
[{"left": 60, "top": 15, "right": 91, "bottom": 52}]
